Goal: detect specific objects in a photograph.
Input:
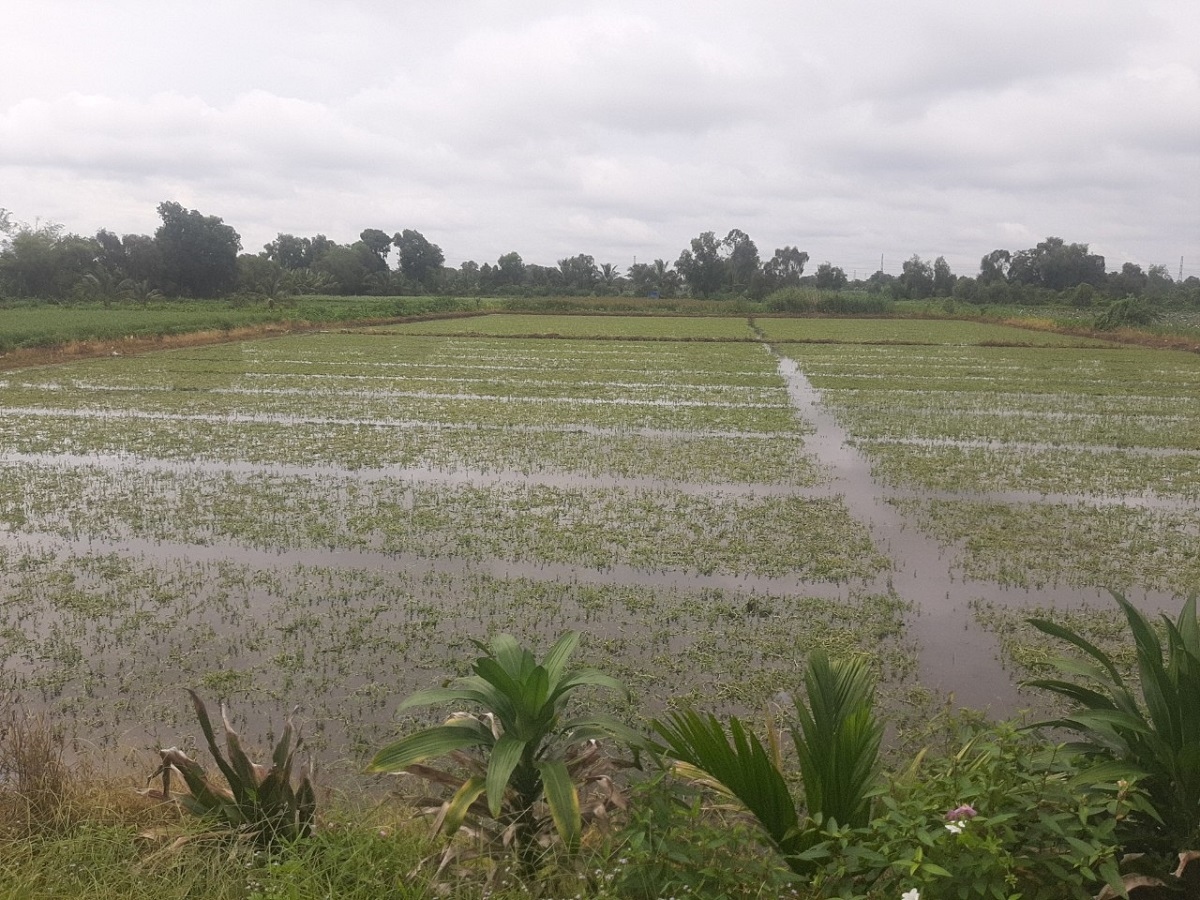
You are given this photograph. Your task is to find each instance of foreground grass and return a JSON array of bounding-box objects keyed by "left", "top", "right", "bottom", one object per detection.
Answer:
[
  {"left": 0, "top": 768, "right": 794, "bottom": 900},
  {"left": 0, "top": 791, "right": 442, "bottom": 899},
  {"left": 0, "top": 710, "right": 1155, "bottom": 900}
]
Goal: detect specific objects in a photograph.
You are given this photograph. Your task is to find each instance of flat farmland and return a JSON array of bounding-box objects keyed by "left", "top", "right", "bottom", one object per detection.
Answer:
[
  {"left": 2, "top": 315, "right": 1196, "bottom": 766},
  {"left": 0, "top": 323, "right": 900, "bottom": 765}
]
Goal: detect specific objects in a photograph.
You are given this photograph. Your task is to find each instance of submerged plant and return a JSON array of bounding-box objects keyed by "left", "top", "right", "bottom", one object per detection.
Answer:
[
  {"left": 367, "top": 631, "right": 633, "bottom": 869},
  {"left": 1025, "top": 593, "right": 1200, "bottom": 848},
  {"left": 149, "top": 690, "right": 316, "bottom": 846},
  {"left": 651, "top": 649, "right": 882, "bottom": 873}
]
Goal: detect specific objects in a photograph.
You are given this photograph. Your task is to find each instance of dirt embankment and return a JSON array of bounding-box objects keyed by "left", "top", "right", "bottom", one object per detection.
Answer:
[{"left": 0, "top": 325, "right": 294, "bottom": 371}]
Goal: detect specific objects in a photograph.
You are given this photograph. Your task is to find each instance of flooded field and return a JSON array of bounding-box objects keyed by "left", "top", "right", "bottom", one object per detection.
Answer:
[{"left": 1, "top": 314, "right": 1197, "bottom": 767}]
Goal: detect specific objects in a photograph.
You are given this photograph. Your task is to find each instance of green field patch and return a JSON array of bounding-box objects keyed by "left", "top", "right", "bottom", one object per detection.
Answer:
[
  {"left": 971, "top": 599, "right": 1138, "bottom": 683},
  {"left": 0, "top": 416, "right": 818, "bottom": 484},
  {"left": 832, "top": 401, "right": 1200, "bottom": 450},
  {"left": 896, "top": 497, "right": 1200, "bottom": 594},
  {"left": 0, "top": 549, "right": 910, "bottom": 756},
  {"left": 863, "top": 442, "right": 1200, "bottom": 498},
  {"left": 379, "top": 313, "right": 756, "bottom": 340},
  {"left": 0, "top": 297, "right": 478, "bottom": 352},
  {"left": 791, "top": 341, "right": 1200, "bottom": 452},
  {"left": 756, "top": 317, "right": 1117, "bottom": 346},
  {"left": 0, "top": 464, "right": 883, "bottom": 580},
  {"left": 0, "top": 384, "right": 799, "bottom": 433},
  {"left": 0, "top": 333, "right": 798, "bottom": 432},
  {"left": 794, "top": 343, "right": 1200, "bottom": 398}
]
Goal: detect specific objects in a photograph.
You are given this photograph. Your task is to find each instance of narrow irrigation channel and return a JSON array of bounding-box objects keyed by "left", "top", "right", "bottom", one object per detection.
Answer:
[
  {"left": 770, "top": 349, "right": 1179, "bottom": 714},
  {"left": 772, "top": 352, "right": 1016, "bottom": 711}
]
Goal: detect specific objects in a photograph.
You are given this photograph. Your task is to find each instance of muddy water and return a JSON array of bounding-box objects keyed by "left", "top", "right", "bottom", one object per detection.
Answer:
[{"left": 772, "top": 353, "right": 1182, "bottom": 713}]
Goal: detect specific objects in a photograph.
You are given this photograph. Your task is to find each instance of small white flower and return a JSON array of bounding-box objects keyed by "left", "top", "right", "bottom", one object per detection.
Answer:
[
  {"left": 945, "top": 820, "right": 966, "bottom": 834},
  {"left": 902, "top": 889, "right": 921, "bottom": 900}
]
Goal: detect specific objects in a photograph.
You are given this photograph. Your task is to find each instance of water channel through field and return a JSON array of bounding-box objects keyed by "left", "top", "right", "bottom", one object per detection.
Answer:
[{"left": 772, "top": 350, "right": 1179, "bottom": 713}]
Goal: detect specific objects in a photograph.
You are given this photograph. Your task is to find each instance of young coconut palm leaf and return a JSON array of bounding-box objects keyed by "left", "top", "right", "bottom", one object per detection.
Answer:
[
  {"left": 1025, "top": 593, "right": 1200, "bottom": 847},
  {"left": 150, "top": 691, "right": 316, "bottom": 846},
  {"left": 651, "top": 650, "right": 882, "bottom": 874},
  {"left": 792, "top": 650, "right": 882, "bottom": 830},
  {"left": 368, "top": 631, "right": 633, "bottom": 861},
  {"left": 652, "top": 709, "right": 803, "bottom": 860}
]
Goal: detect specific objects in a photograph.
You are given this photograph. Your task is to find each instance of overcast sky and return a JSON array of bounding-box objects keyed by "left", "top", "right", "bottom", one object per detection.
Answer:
[{"left": 2, "top": 0, "right": 1198, "bottom": 278}]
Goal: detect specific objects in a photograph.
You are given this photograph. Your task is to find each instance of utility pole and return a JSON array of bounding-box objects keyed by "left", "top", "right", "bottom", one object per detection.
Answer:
[{"left": 1181, "top": 256, "right": 1185, "bottom": 282}]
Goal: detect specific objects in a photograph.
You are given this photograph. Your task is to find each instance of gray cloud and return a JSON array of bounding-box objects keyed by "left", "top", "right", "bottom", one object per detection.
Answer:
[{"left": 1, "top": 0, "right": 1197, "bottom": 277}]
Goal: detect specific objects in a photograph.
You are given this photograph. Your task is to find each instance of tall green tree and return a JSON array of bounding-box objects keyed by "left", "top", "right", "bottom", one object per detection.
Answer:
[
  {"left": 895, "top": 254, "right": 934, "bottom": 299},
  {"left": 309, "top": 234, "right": 336, "bottom": 264},
  {"left": 815, "top": 261, "right": 848, "bottom": 290},
  {"left": 359, "top": 228, "right": 393, "bottom": 266},
  {"left": 394, "top": 229, "right": 444, "bottom": 291},
  {"left": 494, "top": 251, "right": 526, "bottom": 289},
  {"left": 454, "top": 260, "right": 481, "bottom": 295},
  {"left": 675, "top": 231, "right": 726, "bottom": 298},
  {"left": 933, "top": 256, "right": 955, "bottom": 296},
  {"left": 236, "top": 253, "right": 284, "bottom": 296},
  {"left": 598, "top": 262, "right": 620, "bottom": 291},
  {"left": 154, "top": 201, "right": 241, "bottom": 298},
  {"left": 627, "top": 258, "right": 679, "bottom": 298},
  {"left": 979, "top": 248, "right": 1011, "bottom": 284},
  {"left": 1007, "top": 237, "right": 1105, "bottom": 291},
  {"left": 121, "top": 233, "right": 163, "bottom": 286},
  {"left": 558, "top": 253, "right": 598, "bottom": 292},
  {"left": 1109, "top": 262, "right": 1148, "bottom": 297},
  {"left": 312, "top": 242, "right": 384, "bottom": 295},
  {"left": 764, "top": 246, "right": 809, "bottom": 288},
  {"left": 1146, "top": 264, "right": 1174, "bottom": 300},
  {"left": 0, "top": 223, "right": 100, "bottom": 300},
  {"left": 264, "top": 233, "right": 313, "bottom": 270},
  {"left": 722, "top": 228, "right": 760, "bottom": 293}
]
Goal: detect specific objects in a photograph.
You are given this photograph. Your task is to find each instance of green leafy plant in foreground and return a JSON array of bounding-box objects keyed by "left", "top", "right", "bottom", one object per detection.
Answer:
[
  {"left": 1025, "top": 592, "right": 1200, "bottom": 849},
  {"left": 367, "top": 631, "right": 634, "bottom": 869},
  {"left": 149, "top": 690, "right": 316, "bottom": 846},
  {"left": 803, "top": 724, "right": 1135, "bottom": 899},
  {"left": 651, "top": 650, "right": 882, "bottom": 874}
]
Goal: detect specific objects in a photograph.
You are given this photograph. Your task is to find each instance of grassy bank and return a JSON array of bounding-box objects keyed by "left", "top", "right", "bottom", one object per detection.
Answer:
[{"left": 0, "top": 296, "right": 486, "bottom": 357}]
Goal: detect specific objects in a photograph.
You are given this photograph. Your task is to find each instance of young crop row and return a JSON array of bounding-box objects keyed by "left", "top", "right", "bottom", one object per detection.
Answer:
[
  {"left": 0, "top": 417, "right": 820, "bottom": 485},
  {"left": 864, "top": 443, "right": 1200, "bottom": 500},
  {"left": 892, "top": 498, "right": 1200, "bottom": 595},
  {"left": 0, "top": 334, "right": 799, "bottom": 432},
  {"left": 0, "top": 544, "right": 910, "bottom": 763},
  {"left": 0, "top": 462, "right": 884, "bottom": 581},
  {"left": 798, "top": 343, "right": 1200, "bottom": 398}
]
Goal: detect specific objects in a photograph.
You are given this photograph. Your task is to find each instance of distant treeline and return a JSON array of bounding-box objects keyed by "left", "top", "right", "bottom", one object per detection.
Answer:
[{"left": 1, "top": 203, "right": 1196, "bottom": 308}]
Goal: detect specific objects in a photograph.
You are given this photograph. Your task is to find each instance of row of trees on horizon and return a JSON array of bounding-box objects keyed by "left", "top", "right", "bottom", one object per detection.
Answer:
[{"left": 0, "top": 203, "right": 1195, "bottom": 307}]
